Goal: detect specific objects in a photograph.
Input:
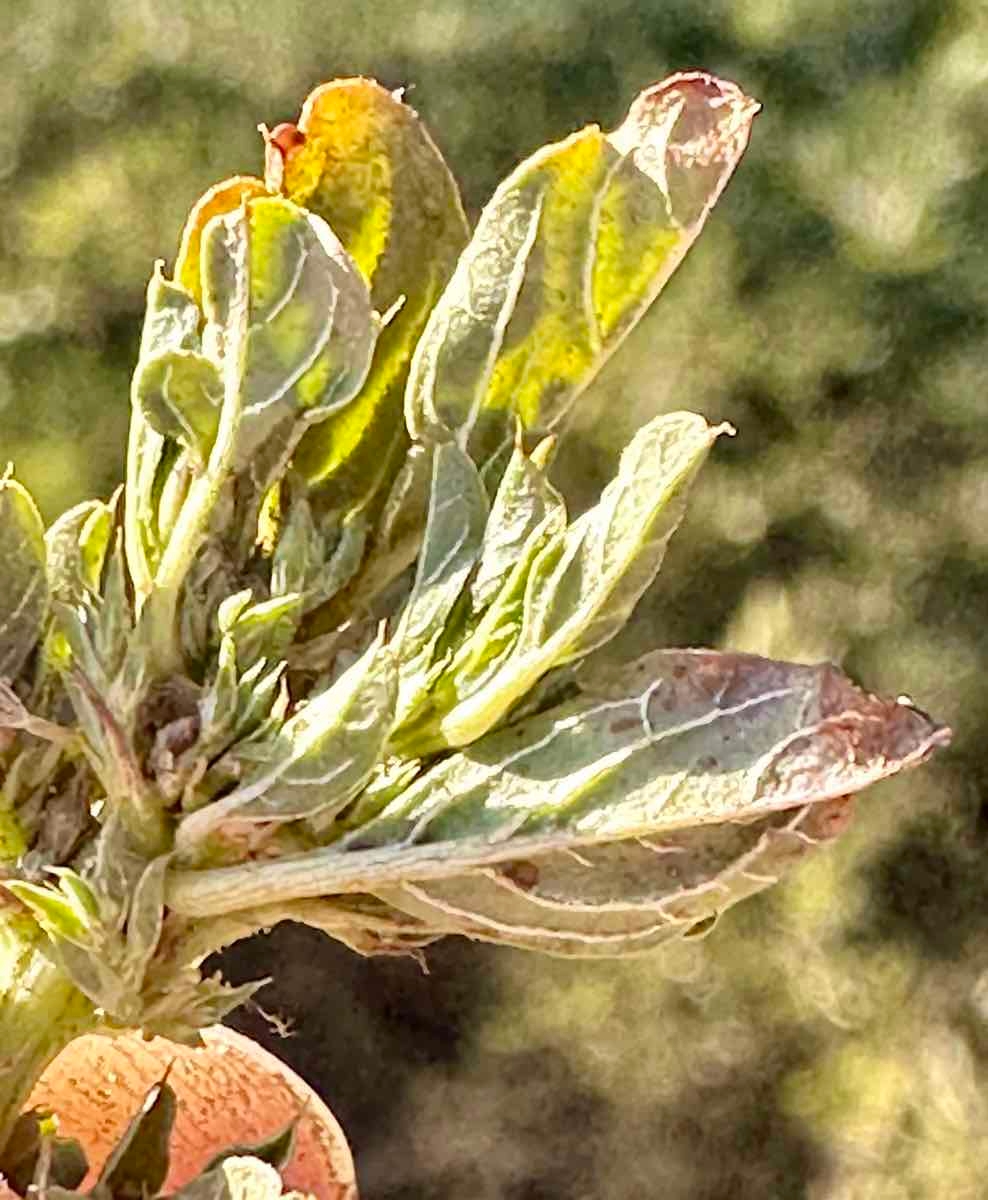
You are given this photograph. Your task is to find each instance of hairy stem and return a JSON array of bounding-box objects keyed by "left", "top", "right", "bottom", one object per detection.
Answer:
[{"left": 144, "top": 206, "right": 252, "bottom": 677}]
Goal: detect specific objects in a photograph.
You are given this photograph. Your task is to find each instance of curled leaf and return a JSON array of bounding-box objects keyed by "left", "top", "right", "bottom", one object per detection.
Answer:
[
  {"left": 406, "top": 72, "right": 758, "bottom": 462},
  {"left": 165, "top": 651, "right": 948, "bottom": 930},
  {"left": 134, "top": 350, "right": 224, "bottom": 467},
  {"left": 372, "top": 798, "right": 857, "bottom": 957},
  {"left": 277, "top": 78, "right": 470, "bottom": 510},
  {"left": 125, "top": 266, "right": 203, "bottom": 593},
  {"left": 199, "top": 195, "right": 378, "bottom": 469},
  {"left": 175, "top": 176, "right": 269, "bottom": 304}
]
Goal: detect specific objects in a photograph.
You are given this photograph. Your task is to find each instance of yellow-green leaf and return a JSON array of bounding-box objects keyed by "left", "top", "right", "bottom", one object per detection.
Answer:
[
  {"left": 406, "top": 72, "right": 758, "bottom": 463},
  {"left": 200, "top": 195, "right": 378, "bottom": 467},
  {"left": 174, "top": 175, "right": 269, "bottom": 305},
  {"left": 277, "top": 79, "right": 470, "bottom": 508}
]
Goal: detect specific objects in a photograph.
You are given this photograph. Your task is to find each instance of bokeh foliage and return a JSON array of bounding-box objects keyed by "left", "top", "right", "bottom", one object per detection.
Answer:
[{"left": 2, "top": 0, "right": 986, "bottom": 1195}]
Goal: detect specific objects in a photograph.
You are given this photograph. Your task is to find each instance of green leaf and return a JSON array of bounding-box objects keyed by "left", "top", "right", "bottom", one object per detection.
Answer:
[
  {"left": 199, "top": 195, "right": 378, "bottom": 471},
  {"left": 279, "top": 78, "right": 470, "bottom": 512},
  {"left": 355, "top": 651, "right": 948, "bottom": 853},
  {"left": 98, "top": 1077, "right": 176, "bottom": 1200},
  {"left": 470, "top": 432, "right": 563, "bottom": 612},
  {"left": 176, "top": 634, "right": 397, "bottom": 851},
  {"left": 406, "top": 72, "right": 758, "bottom": 462},
  {"left": 123, "top": 855, "right": 169, "bottom": 987},
  {"left": 526, "top": 414, "right": 728, "bottom": 663},
  {"left": 166, "top": 652, "right": 950, "bottom": 936},
  {"left": 0, "top": 475, "right": 48, "bottom": 680},
  {"left": 134, "top": 350, "right": 224, "bottom": 466},
  {"left": 393, "top": 442, "right": 488, "bottom": 676},
  {"left": 397, "top": 412, "right": 726, "bottom": 752}
]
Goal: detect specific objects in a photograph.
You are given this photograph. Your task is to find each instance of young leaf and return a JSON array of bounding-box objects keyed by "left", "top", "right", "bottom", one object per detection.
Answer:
[
  {"left": 174, "top": 176, "right": 269, "bottom": 304},
  {"left": 397, "top": 411, "right": 727, "bottom": 752},
  {"left": 176, "top": 634, "right": 397, "bottom": 850},
  {"left": 0, "top": 475, "right": 48, "bottom": 680},
  {"left": 276, "top": 78, "right": 470, "bottom": 511},
  {"left": 123, "top": 855, "right": 169, "bottom": 987},
  {"left": 198, "top": 195, "right": 377, "bottom": 471},
  {"left": 165, "top": 652, "right": 949, "bottom": 924},
  {"left": 293, "top": 441, "right": 434, "bottom": 667},
  {"left": 406, "top": 72, "right": 758, "bottom": 462},
  {"left": 270, "top": 495, "right": 367, "bottom": 614},
  {"left": 134, "top": 350, "right": 224, "bottom": 466},
  {"left": 393, "top": 442, "right": 488, "bottom": 671},
  {"left": 45, "top": 499, "right": 115, "bottom": 614},
  {"left": 143, "top": 196, "right": 379, "bottom": 672},
  {"left": 125, "top": 266, "right": 204, "bottom": 595},
  {"left": 470, "top": 432, "right": 563, "bottom": 612}
]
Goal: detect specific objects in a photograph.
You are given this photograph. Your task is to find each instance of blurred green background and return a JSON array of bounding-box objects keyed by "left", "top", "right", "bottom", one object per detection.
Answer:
[{"left": 4, "top": 0, "right": 988, "bottom": 1195}]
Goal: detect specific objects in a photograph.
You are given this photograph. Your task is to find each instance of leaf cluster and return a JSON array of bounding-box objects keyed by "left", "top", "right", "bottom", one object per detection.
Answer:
[{"left": 0, "top": 73, "right": 947, "bottom": 1054}]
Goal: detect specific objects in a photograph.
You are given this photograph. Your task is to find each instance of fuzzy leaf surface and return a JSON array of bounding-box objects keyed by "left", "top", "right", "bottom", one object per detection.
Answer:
[
  {"left": 166, "top": 651, "right": 949, "bottom": 939},
  {"left": 406, "top": 72, "right": 758, "bottom": 462},
  {"left": 281, "top": 78, "right": 470, "bottom": 510},
  {"left": 199, "top": 196, "right": 377, "bottom": 471},
  {"left": 177, "top": 636, "right": 396, "bottom": 850},
  {"left": 398, "top": 411, "right": 726, "bottom": 752}
]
